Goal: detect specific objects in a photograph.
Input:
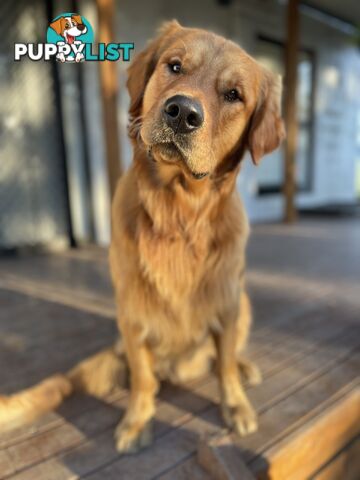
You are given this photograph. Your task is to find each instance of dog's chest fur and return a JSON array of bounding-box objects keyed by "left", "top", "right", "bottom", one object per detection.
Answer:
[
  {"left": 138, "top": 204, "right": 211, "bottom": 301},
  {"left": 112, "top": 167, "right": 248, "bottom": 357}
]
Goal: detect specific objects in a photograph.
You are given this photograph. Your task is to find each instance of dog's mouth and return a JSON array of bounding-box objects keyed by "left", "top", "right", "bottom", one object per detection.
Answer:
[
  {"left": 148, "top": 141, "right": 182, "bottom": 165},
  {"left": 65, "top": 32, "right": 75, "bottom": 44},
  {"left": 140, "top": 120, "right": 210, "bottom": 179},
  {"left": 150, "top": 142, "right": 209, "bottom": 180},
  {"left": 157, "top": 141, "right": 181, "bottom": 158}
]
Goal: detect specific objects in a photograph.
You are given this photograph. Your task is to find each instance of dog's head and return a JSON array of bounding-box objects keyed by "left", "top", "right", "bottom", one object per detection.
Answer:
[
  {"left": 127, "top": 21, "right": 285, "bottom": 179},
  {"left": 50, "top": 15, "right": 87, "bottom": 43}
]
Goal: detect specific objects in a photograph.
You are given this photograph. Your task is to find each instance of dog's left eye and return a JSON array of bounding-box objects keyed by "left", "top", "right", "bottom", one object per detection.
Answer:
[
  {"left": 224, "top": 89, "right": 242, "bottom": 102},
  {"left": 65, "top": 23, "right": 70, "bottom": 28},
  {"left": 168, "top": 62, "right": 182, "bottom": 74}
]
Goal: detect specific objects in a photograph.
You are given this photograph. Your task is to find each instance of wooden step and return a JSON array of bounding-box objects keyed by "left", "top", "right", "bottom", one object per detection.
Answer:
[{"left": 198, "top": 381, "right": 360, "bottom": 480}]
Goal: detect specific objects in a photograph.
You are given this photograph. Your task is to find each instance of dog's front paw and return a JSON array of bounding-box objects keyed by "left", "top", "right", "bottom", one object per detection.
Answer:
[
  {"left": 114, "top": 419, "right": 153, "bottom": 454},
  {"left": 222, "top": 402, "right": 258, "bottom": 437}
]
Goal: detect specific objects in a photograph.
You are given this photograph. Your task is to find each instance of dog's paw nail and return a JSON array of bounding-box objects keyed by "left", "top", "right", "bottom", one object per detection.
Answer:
[
  {"left": 233, "top": 408, "right": 258, "bottom": 437},
  {"left": 222, "top": 403, "right": 258, "bottom": 437},
  {"left": 234, "top": 416, "right": 258, "bottom": 436},
  {"left": 114, "top": 420, "right": 153, "bottom": 454}
]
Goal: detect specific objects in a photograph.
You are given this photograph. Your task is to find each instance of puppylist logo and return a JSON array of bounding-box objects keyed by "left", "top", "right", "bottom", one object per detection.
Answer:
[{"left": 14, "top": 12, "right": 134, "bottom": 63}]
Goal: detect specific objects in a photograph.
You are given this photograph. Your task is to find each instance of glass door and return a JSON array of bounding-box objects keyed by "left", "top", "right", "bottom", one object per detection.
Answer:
[{"left": 255, "top": 36, "right": 315, "bottom": 195}]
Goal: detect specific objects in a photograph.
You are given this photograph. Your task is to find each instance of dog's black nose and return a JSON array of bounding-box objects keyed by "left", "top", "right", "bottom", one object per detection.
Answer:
[
  {"left": 164, "top": 95, "right": 204, "bottom": 134},
  {"left": 77, "top": 23, "right": 86, "bottom": 31}
]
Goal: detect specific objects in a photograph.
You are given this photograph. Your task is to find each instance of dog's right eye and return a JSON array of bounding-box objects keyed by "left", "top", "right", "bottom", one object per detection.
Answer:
[
  {"left": 224, "top": 89, "right": 242, "bottom": 103},
  {"left": 168, "top": 62, "right": 182, "bottom": 74},
  {"left": 65, "top": 22, "right": 70, "bottom": 28}
]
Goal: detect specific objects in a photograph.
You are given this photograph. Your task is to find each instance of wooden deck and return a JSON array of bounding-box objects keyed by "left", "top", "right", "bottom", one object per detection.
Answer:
[{"left": 0, "top": 218, "right": 359, "bottom": 479}]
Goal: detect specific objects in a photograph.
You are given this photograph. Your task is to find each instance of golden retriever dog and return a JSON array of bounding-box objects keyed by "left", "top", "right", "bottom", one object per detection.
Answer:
[{"left": 0, "top": 21, "right": 285, "bottom": 453}]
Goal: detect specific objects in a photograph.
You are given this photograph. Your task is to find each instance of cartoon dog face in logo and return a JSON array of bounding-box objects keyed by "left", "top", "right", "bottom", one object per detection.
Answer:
[
  {"left": 50, "top": 14, "right": 87, "bottom": 62},
  {"left": 50, "top": 15, "right": 87, "bottom": 44}
]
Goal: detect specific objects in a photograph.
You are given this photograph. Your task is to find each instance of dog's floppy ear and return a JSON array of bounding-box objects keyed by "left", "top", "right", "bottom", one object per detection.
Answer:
[
  {"left": 72, "top": 14, "right": 82, "bottom": 25},
  {"left": 247, "top": 69, "right": 286, "bottom": 165},
  {"left": 50, "top": 18, "right": 64, "bottom": 35},
  {"left": 127, "top": 20, "right": 181, "bottom": 127}
]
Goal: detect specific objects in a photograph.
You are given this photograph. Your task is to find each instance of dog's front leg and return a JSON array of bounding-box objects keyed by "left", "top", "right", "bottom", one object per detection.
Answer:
[
  {"left": 114, "top": 319, "right": 158, "bottom": 454},
  {"left": 214, "top": 305, "right": 258, "bottom": 437}
]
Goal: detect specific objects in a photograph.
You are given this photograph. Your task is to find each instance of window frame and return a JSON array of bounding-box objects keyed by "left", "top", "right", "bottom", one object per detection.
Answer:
[{"left": 255, "top": 34, "right": 317, "bottom": 196}]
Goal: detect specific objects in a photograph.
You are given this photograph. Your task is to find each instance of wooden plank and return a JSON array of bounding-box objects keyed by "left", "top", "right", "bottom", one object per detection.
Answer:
[
  {"left": 6, "top": 328, "right": 357, "bottom": 480},
  {"left": 197, "top": 383, "right": 359, "bottom": 480},
  {"left": 198, "top": 432, "right": 256, "bottom": 480},
  {"left": 0, "top": 253, "right": 113, "bottom": 308},
  {"left": 0, "top": 289, "right": 37, "bottom": 313},
  {"left": 0, "top": 274, "right": 115, "bottom": 319},
  {"left": 58, "top": 248, "right": 108, "bottom": 262},
  {"left": 313, "top": 437, "right": 360, "bottom": 480},
  {"left": 197, "top": 345, "right": 359, "bottom": 478},
  {"left": 233, "top": 358, "right": 359, "bottom": 463},
  {"left": 249, "top": 387, "right": 360, "bottom": 480},
  {"left": 0, "top": 300, "right": 117, "bottom": 395},
  {"left": 0, "top": 450, "right": 17, "bottom": 478},
  {"left": 251, "top": 299, "right": 324, "bottom": 335},
  {"left": 248, "top": 270, "right": 354, "bottom": 306},
  {"left": 155, "top": 456, "right": 211, "bottom": 480}
]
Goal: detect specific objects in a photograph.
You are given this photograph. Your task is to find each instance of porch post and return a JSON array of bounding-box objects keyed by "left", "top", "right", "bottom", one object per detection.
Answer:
[
  {"left": 283, "top": 0, "right": 299, "bottom": 223},
  {"left": 96, "top": 0, "right": 122, "bottom": 200}
]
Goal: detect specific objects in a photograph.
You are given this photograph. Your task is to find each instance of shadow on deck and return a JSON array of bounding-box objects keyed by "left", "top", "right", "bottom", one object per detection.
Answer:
[{"left": 0, "top": 218, "right": 359, "bottom": 479}]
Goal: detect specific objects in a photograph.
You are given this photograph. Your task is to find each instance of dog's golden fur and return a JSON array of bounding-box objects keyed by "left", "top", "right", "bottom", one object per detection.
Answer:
[{"left": 0, "top": 21, "right": 284, "bottom": 452}]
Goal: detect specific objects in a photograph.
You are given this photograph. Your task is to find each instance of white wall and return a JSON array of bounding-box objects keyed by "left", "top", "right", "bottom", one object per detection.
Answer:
[{"left": 296, "top": 5, "right": 360, "bottom": 209}]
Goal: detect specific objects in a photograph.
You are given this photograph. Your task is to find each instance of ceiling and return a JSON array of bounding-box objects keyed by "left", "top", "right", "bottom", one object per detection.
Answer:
[{"left": 304, "top": 0, "right": 360, "bottom": 26}]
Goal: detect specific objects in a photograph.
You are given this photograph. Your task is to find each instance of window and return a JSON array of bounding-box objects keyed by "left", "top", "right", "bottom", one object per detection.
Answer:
[{"left": 255, "top": 36, "right": 315, "bottom": 194}]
